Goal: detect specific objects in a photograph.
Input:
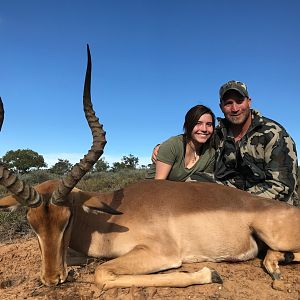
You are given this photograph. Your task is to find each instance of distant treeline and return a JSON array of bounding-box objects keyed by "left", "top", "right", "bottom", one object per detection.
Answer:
[{"left": 0, "top": 149, "right": 149, "bottom": 174}]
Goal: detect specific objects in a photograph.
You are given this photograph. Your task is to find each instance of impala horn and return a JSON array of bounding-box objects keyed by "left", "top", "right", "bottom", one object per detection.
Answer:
[
  {"left": 51, "top": 44, "right": 106, "bottom": 204},
  {"left": 0, "top": 97, "right": 4, "bottom": 131},
  {"left": 0, "top": 98, "right": 43, "bottom": 207}
]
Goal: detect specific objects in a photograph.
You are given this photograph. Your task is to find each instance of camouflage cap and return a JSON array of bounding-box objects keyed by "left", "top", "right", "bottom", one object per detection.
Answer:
[{"left": 219, "top": 80, "right": 249, "bottom": 100}]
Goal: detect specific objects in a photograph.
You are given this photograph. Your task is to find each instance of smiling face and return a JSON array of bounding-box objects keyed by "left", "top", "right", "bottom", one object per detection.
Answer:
[
  {"left": 183, "top": 105, "right": 215, "bottom": 145},
  {"left": 220, "top": 90, "right": 252, "bottom": 125},
  {"left": 191, "top": 113, "right": 214, "bottom": 144}
]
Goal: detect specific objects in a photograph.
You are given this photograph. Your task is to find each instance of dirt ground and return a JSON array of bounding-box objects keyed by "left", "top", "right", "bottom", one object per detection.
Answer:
[{"left": 0, "top": 237, "right": 300, "bottom": 300}]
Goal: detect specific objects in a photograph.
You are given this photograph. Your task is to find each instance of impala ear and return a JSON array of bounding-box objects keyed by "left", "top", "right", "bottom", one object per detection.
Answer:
[
  {"left": 82, "top": 196, "right": 122, "bottom": 215},
  {"left": 0, "top": 195, "right": 22, "bottom": 212}
]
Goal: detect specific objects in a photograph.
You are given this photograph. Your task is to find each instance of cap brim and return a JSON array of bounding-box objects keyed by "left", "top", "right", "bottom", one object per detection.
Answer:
[{"left": 220, "top": 88, "right": 247, "bottom": 100}]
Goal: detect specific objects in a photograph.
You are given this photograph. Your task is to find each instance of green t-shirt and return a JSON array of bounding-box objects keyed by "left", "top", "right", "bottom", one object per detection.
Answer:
[{"left": 146, "top": 135, "right": 215, "bottom": 181}]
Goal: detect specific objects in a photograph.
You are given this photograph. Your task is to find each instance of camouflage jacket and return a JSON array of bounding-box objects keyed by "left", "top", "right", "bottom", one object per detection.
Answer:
[{"left": 214, "top": 109, "right": 299, "bottom": 205}]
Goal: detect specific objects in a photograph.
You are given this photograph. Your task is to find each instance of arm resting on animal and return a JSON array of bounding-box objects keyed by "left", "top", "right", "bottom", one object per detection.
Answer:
[{"left": 155, "top": 160, "right": 172, "bottom": 179}]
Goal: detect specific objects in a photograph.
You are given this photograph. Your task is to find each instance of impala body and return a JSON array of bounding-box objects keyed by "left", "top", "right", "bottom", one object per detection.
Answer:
[{"left": 0, "top": 46, "right": 300, "bottom": 289}]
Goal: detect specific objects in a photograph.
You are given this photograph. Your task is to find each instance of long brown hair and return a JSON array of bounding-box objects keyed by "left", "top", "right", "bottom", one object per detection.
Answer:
[{"left": 183, "top": 104, "right": 215, "bottom": 149}]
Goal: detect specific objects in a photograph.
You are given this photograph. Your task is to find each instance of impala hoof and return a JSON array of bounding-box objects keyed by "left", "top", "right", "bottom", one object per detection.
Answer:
[
  {"left": 283, "top": 252, "right": 294, "bottom": 264},
  {"left": 270, "top": 272, "right": 281, "bottom": 280},
  {"left": 211, "top": 270, "right": 223, "bottom": 284}
]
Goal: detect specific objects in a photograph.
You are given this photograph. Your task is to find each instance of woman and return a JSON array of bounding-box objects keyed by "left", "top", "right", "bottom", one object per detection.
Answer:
[{"left": 146, "top": 105, "right": 215, "bottom": 181}]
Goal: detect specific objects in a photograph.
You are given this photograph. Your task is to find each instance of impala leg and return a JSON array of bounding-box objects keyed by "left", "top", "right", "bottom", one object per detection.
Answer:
[
  {"left": 94, "top": 245, "right": 222, "bottom": 290},
  {"left": 288, "top": 252, "right": 300, "bottom": 262},
  {"left": 66, "top": 248, "right": 93, "bottom": 266},
  {"left": 263, "top": 249, "right": 300, "bottom": 280}
]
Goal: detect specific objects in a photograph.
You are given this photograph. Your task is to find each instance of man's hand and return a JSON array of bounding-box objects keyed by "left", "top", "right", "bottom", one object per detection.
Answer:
[{"left": 151, "top": 144, "right": 160, "bottom": 163}]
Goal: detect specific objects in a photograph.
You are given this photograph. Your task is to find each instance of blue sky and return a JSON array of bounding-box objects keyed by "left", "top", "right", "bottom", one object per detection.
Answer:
[{"left": 0, "top": 0, "right": 299, "bottom": 167}]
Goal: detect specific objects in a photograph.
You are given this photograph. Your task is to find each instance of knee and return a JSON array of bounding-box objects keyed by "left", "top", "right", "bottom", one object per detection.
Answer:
[{"left": 94, "top": 266, "right": 117, "bottom": 290}]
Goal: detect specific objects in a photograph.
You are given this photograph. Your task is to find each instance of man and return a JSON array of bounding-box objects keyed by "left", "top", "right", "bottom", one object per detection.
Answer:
[
  {"left": 152, "top": 80, "right": 299, "bottom": 205},
  {"left": 214, "top": 80, "right": 298, "bottom": 205}
]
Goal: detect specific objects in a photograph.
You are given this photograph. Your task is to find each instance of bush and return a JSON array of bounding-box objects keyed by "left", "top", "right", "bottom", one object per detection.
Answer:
[
  {"left": 0, "top": 207, "right": 32, "bottom": 242},
  {"left": 78, "top": 169, "right": 147, "bottom": 192},
  {"left": 20, "top": 169, "right": 59, "bottom": 185}
]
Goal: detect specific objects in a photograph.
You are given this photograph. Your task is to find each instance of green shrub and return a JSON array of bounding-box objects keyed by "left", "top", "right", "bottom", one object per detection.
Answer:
[
  {"left": 78, "top": 169, "right": 147, "bottom": 192},
  {"left": 0, "top": 207, "right": 32, "bottom": 242},
  {"left": 20, "top": 169, "right": 59, "bottom": 185}
]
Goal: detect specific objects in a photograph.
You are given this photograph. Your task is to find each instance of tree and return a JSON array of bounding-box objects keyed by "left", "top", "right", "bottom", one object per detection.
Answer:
[
  {"left": 111, "top": 161, "right": 126, "bottom": 172},
  {"left": 140, "top": 164, "right": 149, "bottom": 170},
  {"left": 93, "top": 158, "right": 110, "bottom": 172},
  {"left": 111, "top": 154, "right": 139, "bottom": 172},
  {"left": 2, "top": 149, "right": 47, "bottom": 174},
  {"left": 49, "top": 159, "right": 73, "bottom": 175},
  {"left": 121, "top": 154, "right": 139, "bottom": 169}
]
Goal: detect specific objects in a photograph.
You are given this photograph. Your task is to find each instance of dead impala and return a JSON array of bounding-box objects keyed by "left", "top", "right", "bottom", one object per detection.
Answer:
[{"left": 0, "top": 46, "right": 300, "bottom": 290}]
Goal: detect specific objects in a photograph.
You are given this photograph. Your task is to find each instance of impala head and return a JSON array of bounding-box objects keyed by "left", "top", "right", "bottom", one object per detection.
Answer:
[{"left": 0, "top": 45, "right": 113, "bottom": 286}]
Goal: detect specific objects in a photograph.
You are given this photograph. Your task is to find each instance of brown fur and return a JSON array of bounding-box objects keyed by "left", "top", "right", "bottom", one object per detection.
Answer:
[{"left": 1, "top": 179, "right": 300, "bottom": 288}]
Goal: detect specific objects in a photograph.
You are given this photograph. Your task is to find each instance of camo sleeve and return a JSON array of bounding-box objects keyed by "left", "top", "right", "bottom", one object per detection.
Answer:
[{"left": 246, "top": 131, "right": 298, "bottom": 203}]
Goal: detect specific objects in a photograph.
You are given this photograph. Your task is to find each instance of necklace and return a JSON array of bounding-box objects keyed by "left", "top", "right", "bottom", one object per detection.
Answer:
[
  {"left": 188, "top": 142, "right": 199, "bottom": 164},
  {"left": 185, "top": 142, "right": 200, "bottom": 169},
  {"left": 191, "top": 149, "right": 198, "bottom": 163}
]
